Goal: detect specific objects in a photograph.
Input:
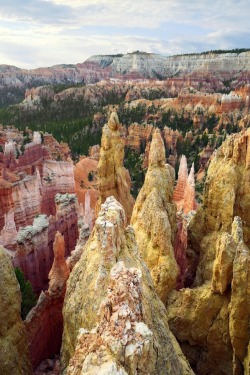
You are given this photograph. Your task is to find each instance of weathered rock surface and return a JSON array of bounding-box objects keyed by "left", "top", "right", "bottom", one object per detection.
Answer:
[
  {"left": 41, "top": 160, "right": 75, "bottom": 216},
  {"left": 0, "top": 208, "right": 18, "bottom": 249},
  {"left": 0, "top": 247, "right": 32, "bottom": 375},
  {"left": 131, "top": 129, "right": 178, "bottom": 302},
  {"left": 96, "top": 112, "right": 134, "bottom": 223},
  {"left": 25, "top": 232, "right": 70, "bottom": 370},
  {"left": 61, "top": 196, "right": 193, "bottom": 375},
  {"left": 13, "top": 193, "right": 78, "bottom": 293},
  {"left": 1, "top": 52, "right": 250, "bottom": 91},
  {"left": 166, "top": 129, "right": 250, "bottom": 374}
]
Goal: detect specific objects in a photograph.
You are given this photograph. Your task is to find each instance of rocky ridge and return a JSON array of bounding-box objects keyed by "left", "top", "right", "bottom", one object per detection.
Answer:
[{"left": 61, "top": 196, "right": 193, "bottom": 374}]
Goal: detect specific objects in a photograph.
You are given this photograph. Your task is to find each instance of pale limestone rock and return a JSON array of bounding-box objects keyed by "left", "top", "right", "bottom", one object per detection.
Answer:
[
  {"left": 83, "top": 190, "right": 94, "bottom": 231},
  {"left": 32, "top": 131, "right": 42, "bottom": 145},
  {"left": 0, "top": 247, "right": 32, "bottom": 375},
  {"left": 61, "top": 196, "right": 193, "bottom": 375},
  {"left": 0, "top": 208, "right": 17, "bottom": 249},
  {"left": 167, "top": 284, "right": 232, "bottom": 375},
  {"left": 229, "top": 218, "right": 250, "bottom": 374},
  {"left": 131, "top": 129, "right": 178, "bottom": 302},
  {"left": 96, "top": 112, "right": 134, "bottom": 223},
  {"left": 67, "top": 262, "right": 155, "bottom": 375},
  {"left": 211, "top": 232, "right": 236, "bottom": 294}
]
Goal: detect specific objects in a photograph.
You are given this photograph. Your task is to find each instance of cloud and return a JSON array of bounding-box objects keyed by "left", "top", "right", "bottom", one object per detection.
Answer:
[{"left": 0, "top": 0, "right": 249, "bottom": 68}]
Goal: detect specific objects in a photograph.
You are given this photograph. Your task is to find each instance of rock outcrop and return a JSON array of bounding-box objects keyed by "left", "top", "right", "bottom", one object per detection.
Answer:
[
  {"left": 61, "top": 196, "right": 193, "bottom": 375},
  {"left": 0, "top": 247, "right": 32, "bottom": 375},
  {"left": 74, "top": 156, "right": 99, "bottom": 213},
  {"left": 41, "top": 160, "right": 75, "bottom": 216},
  {"left": 166, "top": 129, "right": 250, "bottom": 374},
  {"left": 0, "top": 208, "right": 18, "bottom": 249},
  {"left": 131, "top": 129, "right": 178, "bottom": 302},
  {"left": 25, "top": 232, "right": 70, "bottom": 370},
  {"left": 96, "top": 112, "right": 134, "bottom": 223}
]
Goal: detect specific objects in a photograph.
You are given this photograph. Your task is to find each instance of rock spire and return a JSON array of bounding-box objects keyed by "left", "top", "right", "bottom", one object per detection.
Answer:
[
  {"left": 96, "top": 112, "right": 134, "bottom": 223},
  {"left": 131, "top": 129, "right": 178, "bottom": 302}
]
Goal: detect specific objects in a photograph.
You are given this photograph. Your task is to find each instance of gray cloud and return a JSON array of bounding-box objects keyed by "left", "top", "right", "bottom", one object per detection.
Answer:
[{"left": 0, "top": 0, "right": 249, "bottom": 68}]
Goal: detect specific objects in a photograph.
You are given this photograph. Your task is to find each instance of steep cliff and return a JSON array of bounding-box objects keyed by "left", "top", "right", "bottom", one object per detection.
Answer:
[
  {"left": 41, "top": 160, "right": 75, "bottom": 216},
  {"left": 25, "top": 232, "right": 70, "bottom": 370},
  {"left": 96, "top": 112, "right": 134, "bottom": 223},
  {"left": 61, "top": 196, "right": 193, "bottom": 375},
  {"left": 0, "top": 247, "right": 32, "bottom": 375}
]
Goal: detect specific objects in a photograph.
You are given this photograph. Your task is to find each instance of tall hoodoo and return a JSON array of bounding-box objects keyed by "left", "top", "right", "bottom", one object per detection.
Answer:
[
  {"left": 96, "top": 112, "right": 134, "bottom": 223},
  {"left": 61, "top": 196, "right": 193, "bottom": 375},
  {"left": 48, "top": 231, "right": 70, "bottom": 296},
  {"left": 131, "top": 129, "right": 178, "bottom": 302}
]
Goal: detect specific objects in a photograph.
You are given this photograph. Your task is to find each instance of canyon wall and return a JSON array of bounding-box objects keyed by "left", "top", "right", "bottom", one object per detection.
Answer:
[
  {"left": 25, "top": 232, "right": 70, "bottom": 370},
  {"left": 13, "top": 193, "right": 78, "bottom": 293}
]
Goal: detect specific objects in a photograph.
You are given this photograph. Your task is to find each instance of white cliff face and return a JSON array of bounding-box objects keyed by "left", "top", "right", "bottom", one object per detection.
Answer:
[
  {"left": 87, "top": 51, "right": 250, "bottom": 78},
  {"left": 0, "top": 51, "right": 249, "bottom": 89}
]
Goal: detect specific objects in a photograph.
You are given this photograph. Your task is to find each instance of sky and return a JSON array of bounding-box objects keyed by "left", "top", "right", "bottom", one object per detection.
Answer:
[{"left": 0, "top": 0, "right": 249, "bottom": 69}]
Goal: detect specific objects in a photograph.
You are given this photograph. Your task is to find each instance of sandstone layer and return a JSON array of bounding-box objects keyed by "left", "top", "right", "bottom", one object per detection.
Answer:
[
  {"left": 13, "top": 193, "right": 78, "bottom": 293},
  {"left": 131, "top": 129, "right": 178, "bottom": 302},
  {"left": 61, "top": 196, "right": 193, "bottom": 375}
]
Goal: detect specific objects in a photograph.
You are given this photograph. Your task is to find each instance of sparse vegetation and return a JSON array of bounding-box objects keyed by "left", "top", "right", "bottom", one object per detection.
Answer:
[{"left": 14, "top": 267, "right": 37, "bottom": 319}]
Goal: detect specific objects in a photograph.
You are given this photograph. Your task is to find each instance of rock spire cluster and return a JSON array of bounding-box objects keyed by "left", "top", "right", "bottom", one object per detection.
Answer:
[{"left": 166, "top": 129, "right": 250, "bottom": 374}]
